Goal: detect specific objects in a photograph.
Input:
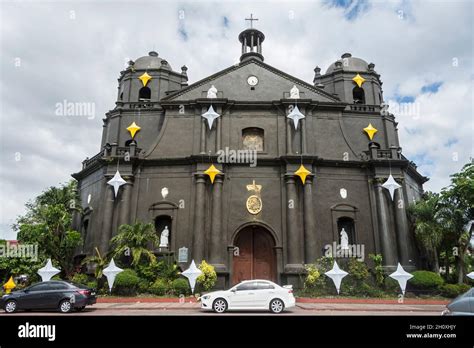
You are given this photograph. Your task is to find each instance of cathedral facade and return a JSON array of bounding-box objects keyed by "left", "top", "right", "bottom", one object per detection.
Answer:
[{"left": 72, "top": 25, "right": 427, "bottom": 288}]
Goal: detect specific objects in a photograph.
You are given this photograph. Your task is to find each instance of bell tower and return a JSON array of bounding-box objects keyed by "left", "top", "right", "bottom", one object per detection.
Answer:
[{"left": 239, "top": 14, "right": 265, "bottom": 62}]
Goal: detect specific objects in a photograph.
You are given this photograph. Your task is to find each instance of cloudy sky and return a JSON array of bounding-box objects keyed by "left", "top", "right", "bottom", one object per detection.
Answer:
[{"left": 0, "top": 0, "right": 472, "bottom": 239}]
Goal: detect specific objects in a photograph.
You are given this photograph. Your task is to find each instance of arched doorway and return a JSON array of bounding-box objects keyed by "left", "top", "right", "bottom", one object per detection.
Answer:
[{"left": 232, "top": 225, "right": 276, "bottom": 284}]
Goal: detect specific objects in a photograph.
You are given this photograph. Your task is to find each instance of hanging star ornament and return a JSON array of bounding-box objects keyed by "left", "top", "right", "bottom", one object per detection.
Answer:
[
  {"left": 181, "top": 260, "right": 202, "bottom": 293},
  {"left": 352, "top": 73, "right": 366, "bottom": 87},
  {"left": 107, "top": 170, "right": 127, "bottom": 197},
  {"left": 201, "top": 105, "right": 220, "bottom": 129},
  {"left": 363, "top": 123, "right": 378, "bottom": 140},
  {"left": 287, "top": 105, "right": 305, "bottom": 130},
  {"left": 382, "top": 174, "right": 401, "bottom": 201},
  {"left": 103, "top": 258, "right": 123, "bottom": 292},
  {"left": 324, "top": 261, "right": 348, "bottom": 294},
  {"left": 389, "top": 263, "right": 413, "bottom": 295},
  {"left": 127, "top": 121, "right": 141, "bottom": 139},
  {"left": 204, "top": 164, "right": 221, "bottom": 184},
  {"left": 138, "top": 72, "right": 152, "bottom": 86},
  {"left": 295, "top": 164, "right": 311, "bottom": 184},
  {"left": 37, "top": 259, "right": 60, "bottom": 282},
  {"left": 467, "top": 271, "right": 474, "bottom": 280},
  {"left": 3, "top": 276, "right": 16, "bottom": 294}
]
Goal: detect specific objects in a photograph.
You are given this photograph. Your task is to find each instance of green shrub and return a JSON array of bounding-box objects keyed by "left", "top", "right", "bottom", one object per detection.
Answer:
[
  {"left": 113, "top": 269, "right": 140, "bottom": 296},
  {"left": 384, "top": 276, "right": 400, "bottom": 293},
  {"left": 150, "top": 279, "right": 169, "bottom": 296},
  {"left": 86, "top": 280, "right": 97, "bottom": 290},
  {"left": 347, "top": 259, "right": 369, "bottom": 280},
  {"left": 410, "top": 271, "right": 444, "bottom": 290},
  {"left": 171, "top": 278, "right": 190, "bottom": 296},
  {"left": 304, "top": 264, "right": 320, "bottom": 289},
  {"left": 369, "top": 254, "right": 385, "bottom": 286},
  {"left": 196, "top": 260, "right": 217, "bottom": 291},
  {"left": 138, "top": 279, "right": 150, "bottom": 293},
  {"left": 71, "top": 273, "right": 89, "bottom": 285},
  {"left": 440, "top": 283, "right": 471, "bottom": 298}
]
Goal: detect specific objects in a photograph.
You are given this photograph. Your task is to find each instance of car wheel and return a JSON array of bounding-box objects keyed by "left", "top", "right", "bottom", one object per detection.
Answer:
[
  {"left": 212, "top": 298, "right": 228, "bottom": 313},
  {"left": 269, "top": 299, "right": 284, "bottom": 314},
  {"left": 4, "top": 300, "right": 17, "bottom": 313},
  {"left": 59, "top": 299, "right": 72, "bottom": 313}
]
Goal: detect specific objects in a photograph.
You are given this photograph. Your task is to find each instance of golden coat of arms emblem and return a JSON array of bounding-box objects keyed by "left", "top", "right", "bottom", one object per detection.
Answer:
[{"left": 246, "top": 180, "right": 262, "bottom": 215}]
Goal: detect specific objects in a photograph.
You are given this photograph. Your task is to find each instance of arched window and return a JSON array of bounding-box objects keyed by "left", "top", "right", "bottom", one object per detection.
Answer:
[
  {"left": 352, "top": 86, "right": 365, "bottom": 104},
  {"left": 139, "top": 87, "right": 151, "bottom": 101},
  {"left": 242, "top": 127, "right": 264, "bottom": 151},
  {"left": 125, "top": 139, "right": 136, "bottom": 147},
  {"left": 337, "top": 217, "right": 355, "bottom": 245},
  {"left": 155, "top": 215, "right": 172, "bottom": 248}
]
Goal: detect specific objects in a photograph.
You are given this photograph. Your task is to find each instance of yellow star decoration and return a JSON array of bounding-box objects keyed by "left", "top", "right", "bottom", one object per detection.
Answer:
[
  {"left": 295, "top": 164, "right": 311, "bottom": 184},
  {"left": 127, "top": 122, "right": 141, "bottom": 139},
  {"left": 138, "top": 72, "right": 152, "bottom": 87},
  {"left": 363, "top": 123, "right": 378, "bottom": 140},
  {"left": 3, "top": 276, "right": 16, "bottom": 294},
  {"left": 352, "top": 73, "right": 366, "bottom": 88},
  {"left": 204, "top": 164, "right": 222, "bottom": 184}
]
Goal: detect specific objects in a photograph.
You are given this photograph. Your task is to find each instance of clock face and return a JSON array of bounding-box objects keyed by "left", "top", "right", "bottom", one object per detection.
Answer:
[{"left": 247, "top": 76, "right": 258, "bottom": 86}]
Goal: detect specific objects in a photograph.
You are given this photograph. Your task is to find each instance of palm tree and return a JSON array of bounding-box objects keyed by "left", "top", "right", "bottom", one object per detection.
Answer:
[
  {"left": 110, "top": 222, "right": 159, "bottom": 266},
  {"left": 408, "top": 192, "right": 444, "bottom": 272},
  {"left": 81, "top": 247, "right": 109, "bottom": 280}
]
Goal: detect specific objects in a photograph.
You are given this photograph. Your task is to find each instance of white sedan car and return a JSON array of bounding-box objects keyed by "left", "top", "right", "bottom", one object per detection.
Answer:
[{"left": 200, "top": 279, "right": 295, "bottom": 313}]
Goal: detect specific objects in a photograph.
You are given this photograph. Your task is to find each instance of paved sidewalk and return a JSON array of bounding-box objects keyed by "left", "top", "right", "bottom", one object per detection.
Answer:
[{"left": 91, "top": 301, "right": 446, "bottom": 313}]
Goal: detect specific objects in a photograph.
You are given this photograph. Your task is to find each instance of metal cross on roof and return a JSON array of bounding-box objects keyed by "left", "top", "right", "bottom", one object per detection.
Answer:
[{"left": 245, "top": 14, "right": 258, "bottom": 28}]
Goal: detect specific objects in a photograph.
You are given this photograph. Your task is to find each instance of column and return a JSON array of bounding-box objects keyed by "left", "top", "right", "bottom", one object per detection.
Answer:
[
  {"left": 285, "top": 174, "right": 302, "bottom": 268},
  {"left": 375, "top": 183, "right": 398, "bottom": 267},
  {"left": 301, "top": 117, "right": 307, "bottom": 154},
  {"left": 200, "top": 108, "right": 206, "bottom": 154},
  {"left": 286, "top": 118, "right": 292, "bottom": 155},
  {"left": 394, "top": 187, "right": 415, "bottom": 265},
  {"left": 209, "top": 175, "right": 225, "bottom": 270},
  {"left": 192, "top": 173, "right": 207, "bottom": 263},
  {"left": 100, "top": 184, "right": 115, "bottom": 254},
  {"left": 117, "top": 179, "right": 133, "bottom": 233},
  {"left": 303, "top": 176, "right": 317, "bottom": 263}
]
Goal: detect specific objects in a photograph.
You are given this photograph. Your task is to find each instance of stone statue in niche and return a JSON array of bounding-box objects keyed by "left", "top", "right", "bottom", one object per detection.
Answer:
[
  {"left": 207, "top": 85, "right": 218, "bottom": 98},
  {"left": 159, "top": 226, "right": 170, "bottom": 248},
  {"left": 290, "top": 85, "right": 300, "bottom": 99},
  {"left": 340, "top": 228, "right": 349, "bottom": 250}
]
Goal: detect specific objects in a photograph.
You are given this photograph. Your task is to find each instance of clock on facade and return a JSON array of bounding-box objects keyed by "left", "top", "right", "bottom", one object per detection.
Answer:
[{"left": 247, "top": 76, "right": 258, "bottom": 86}]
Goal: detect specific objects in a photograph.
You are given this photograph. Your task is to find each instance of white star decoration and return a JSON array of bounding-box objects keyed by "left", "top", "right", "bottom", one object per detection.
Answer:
[
  {"left": 103, "top": 258, "right": 123, "bottom": 292},
  {"left": 389, "top": 263, "right": 413, "bottom": 295},
  {"left": 325, "top": 261, "right": 348, "bottom": 294},
  {"left": 382, "top": 174, "right": 401, "bottom": 201},
  {"left": 202, "top": 105, "right": 220, "bottom": 130},
  {"left": 287, "top": 105, "right": 305, "bottom": 130},
  {"left": 467, "top": 271, "right": 474, "bottom": 280},
  {"left": 107, "top": 170, "right": 127, "bottom": 198},
  {"left": 181, "top": 260, "right": 202, "bottom": 294},
  {"left": 37, "top": 259, "right": 60, "bottom": 281}
]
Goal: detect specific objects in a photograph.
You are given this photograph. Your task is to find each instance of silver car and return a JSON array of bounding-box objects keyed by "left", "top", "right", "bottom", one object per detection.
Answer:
[{"left": 442, "top": 287, "right": 474, "bottom": 316}]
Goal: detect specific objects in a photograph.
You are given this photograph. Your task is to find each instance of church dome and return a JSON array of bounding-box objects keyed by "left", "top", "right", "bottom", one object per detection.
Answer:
[
  {"left": 133, "top": 51, "right": 172, "bottom": 70},
  {"left": 325, "top": 53, "right": 369, "bottom": 74}
]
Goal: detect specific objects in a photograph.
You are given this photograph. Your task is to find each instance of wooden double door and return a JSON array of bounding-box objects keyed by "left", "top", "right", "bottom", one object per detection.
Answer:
[{"left": 232, "top": 226, "right": 276, "bottom": 284}]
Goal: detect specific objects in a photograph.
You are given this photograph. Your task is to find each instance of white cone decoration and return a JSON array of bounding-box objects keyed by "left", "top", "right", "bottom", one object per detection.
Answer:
[
  {"left": 107, "top": 170, "right": 127, "bottom": 198},
  {"left": 201, "top": 105, "right": 220, "bottom": 130},
  {"left": 389, "top": 263, "right": 413, "bottom": 295},
  {"left": 324, "top": 261, "right": 348, "bottom": 294},
  {"left": 382, "top": 174, "right": 401, "bottom": 201},
  {"left": 181, "top": 260, "right": 202, "bottom": 294},
  {"left": 103, "top": 258, "right": 123, "bottom": 292},
  {"left": 287, "top": 105, "right": 305, "bottom": 130},
  {"left": 467, "top": 271, "right": 474, "bottom": 280},
  {"left": 37, "top": 259, "right": 60, "bottom": 281}
]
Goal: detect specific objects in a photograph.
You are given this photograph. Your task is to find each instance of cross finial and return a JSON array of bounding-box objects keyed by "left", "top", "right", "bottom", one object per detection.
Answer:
[{"left": 245, "top": 13, "right": 258, "bottom": 28}]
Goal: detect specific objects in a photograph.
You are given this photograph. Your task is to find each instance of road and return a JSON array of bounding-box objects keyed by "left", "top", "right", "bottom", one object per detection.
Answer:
[{"left": 0, "top": 302, "right": 445, "bottom": 316}]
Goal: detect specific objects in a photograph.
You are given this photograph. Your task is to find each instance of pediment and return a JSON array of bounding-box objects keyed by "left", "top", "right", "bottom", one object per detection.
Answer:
[{"left": 163, "top": 58, "right": 340, "bottom": 103}]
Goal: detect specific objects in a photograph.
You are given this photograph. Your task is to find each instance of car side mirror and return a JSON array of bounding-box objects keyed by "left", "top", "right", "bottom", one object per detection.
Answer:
[{"left": 231, "top": 289, "right": 236, "bottom": 293}]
